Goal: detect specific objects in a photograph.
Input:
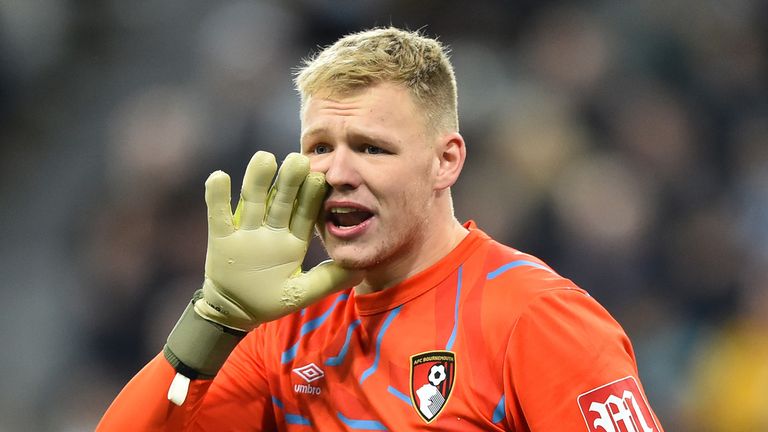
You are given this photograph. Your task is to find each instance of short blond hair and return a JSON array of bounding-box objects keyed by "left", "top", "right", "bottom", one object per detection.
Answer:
[{"left": 295, "top": 27, "right": 458, "bottom": 133}]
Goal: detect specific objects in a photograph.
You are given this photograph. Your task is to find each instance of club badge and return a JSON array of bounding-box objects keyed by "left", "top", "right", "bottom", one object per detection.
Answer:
[{"left": 409, "top": 351, "right": 456, "bottom": 423}]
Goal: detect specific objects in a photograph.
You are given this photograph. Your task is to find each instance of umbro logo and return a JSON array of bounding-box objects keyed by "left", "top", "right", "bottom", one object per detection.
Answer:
[
  {"left": 293, "top": 363, "right": 325, "bottom": 382},
  {"left": 292, "top": 363, "right": 324, "bottom": 395}
]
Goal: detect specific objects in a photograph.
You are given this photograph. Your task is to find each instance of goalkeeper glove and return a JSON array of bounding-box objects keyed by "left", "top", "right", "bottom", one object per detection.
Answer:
[{"left": 164, "top": 151, "right": 362, "bottom": 386}]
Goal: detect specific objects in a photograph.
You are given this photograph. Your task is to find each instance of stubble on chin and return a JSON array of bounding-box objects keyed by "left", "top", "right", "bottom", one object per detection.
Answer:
[
  {"left": 316, "top": 230, "right": 385, "bottom": 271},
  {"left": 324, "top": 241, "right": 383, "bottom": 270},
  {"left": 332, "top": 256, "right": 376, "bottom": 270}
]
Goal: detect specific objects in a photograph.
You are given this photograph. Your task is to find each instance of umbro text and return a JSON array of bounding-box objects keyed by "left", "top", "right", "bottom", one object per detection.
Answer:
[{"left": 294, "top": 384, "right": 322, "bottom": 395}]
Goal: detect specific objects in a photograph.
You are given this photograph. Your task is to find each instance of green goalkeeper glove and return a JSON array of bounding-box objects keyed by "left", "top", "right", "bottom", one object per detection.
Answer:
[
  {"left": 164, "top": 151, "right": 362, "bottom": 385},
  {"left": 196, "top": 151, "right": 362, "bottom": 330}
]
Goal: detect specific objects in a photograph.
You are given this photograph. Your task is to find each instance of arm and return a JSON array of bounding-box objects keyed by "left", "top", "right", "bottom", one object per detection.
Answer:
[
  {"left": 98, "top": 152, "right": 361, "bottom": 430},
  {"left": 96, "top": 353, "right": 214, "bottom": 431},
  {"left": 503, "top": 289, "right": 664, "bottom": 431},
  {"left": 97, "top": 322, "right": 276, "bottom": 431}
]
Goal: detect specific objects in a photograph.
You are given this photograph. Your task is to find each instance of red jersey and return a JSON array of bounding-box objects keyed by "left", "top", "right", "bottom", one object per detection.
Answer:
[{"left": 99, "top": 222, "right": 663, "bottom": 431}]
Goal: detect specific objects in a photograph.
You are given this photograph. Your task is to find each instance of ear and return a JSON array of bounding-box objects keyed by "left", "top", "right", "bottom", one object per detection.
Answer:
[{"left": 434, "top": 132, "right": 466, "bottom": 190}]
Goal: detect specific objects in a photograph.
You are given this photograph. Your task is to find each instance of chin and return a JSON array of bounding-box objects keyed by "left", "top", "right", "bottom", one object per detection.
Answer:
[
  {"left": 328, "top": 252, "right": 378, "bottom": 270},
  {"left": 317, "top": 229, "right": 390, "bottom": 270},
  {"left": 324, "top": 241, "right": 386, "bottom": 270}
]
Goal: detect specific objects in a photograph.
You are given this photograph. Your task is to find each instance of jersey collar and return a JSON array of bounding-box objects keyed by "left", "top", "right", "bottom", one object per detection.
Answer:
[{"left": 351, "top": 221, "right": 489, "bottom": 316}]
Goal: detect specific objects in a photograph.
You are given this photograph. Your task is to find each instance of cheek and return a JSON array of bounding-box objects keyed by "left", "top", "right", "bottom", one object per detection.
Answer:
[
  {"left": 307, "top": 157, "right": 324, "bottom": 173},
  {"left": 370, "top": 158, "right": 434, "bottom": 210},
  {"left": 395, "top": 178, "right": 433, "bottom": 215}
]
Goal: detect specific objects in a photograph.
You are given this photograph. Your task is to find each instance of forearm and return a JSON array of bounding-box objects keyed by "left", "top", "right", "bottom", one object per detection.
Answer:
[
  {"left": 96, "top": 353, "right": 214, "bottom": 431},
  {"left": 97, "top": 295, "right": 246, "bottom": 431}
]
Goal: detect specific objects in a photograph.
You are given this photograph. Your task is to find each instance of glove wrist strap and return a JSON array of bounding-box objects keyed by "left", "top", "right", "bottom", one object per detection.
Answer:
[{"left": 164, "top": 290, "right": 247, "bottom": 379}]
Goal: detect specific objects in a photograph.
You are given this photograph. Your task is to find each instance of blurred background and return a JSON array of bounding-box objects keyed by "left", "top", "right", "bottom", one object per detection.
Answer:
[{"left": 1, "top": 0, "right": 766, "bottom": 430}]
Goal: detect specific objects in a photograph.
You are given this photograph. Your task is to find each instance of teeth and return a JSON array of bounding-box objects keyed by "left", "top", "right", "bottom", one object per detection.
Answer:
[{"left": 330, "top": 207, "right": 359, "bottom": 214}]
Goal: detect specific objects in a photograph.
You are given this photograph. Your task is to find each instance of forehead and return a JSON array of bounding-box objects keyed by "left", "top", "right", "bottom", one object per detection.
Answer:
[{"left": 300, "top": 82, "right": 423, "bottom": 132}]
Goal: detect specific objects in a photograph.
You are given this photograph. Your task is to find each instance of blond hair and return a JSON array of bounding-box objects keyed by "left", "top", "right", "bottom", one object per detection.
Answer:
[{"left": 295, "top": 27, "right": 458, "bottom": 133}]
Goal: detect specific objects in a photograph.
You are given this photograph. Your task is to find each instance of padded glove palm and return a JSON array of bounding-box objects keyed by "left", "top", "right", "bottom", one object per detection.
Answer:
[{"left": 195, "top": 151, "right": 362, "bottom": 331}]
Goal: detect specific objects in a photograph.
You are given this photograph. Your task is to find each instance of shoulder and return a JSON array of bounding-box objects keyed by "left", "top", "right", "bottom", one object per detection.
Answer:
[
  {"left": 455, "top": 235, "right": 617, "bottom": 352},
  {"left": 486, "top": 240, "right": 626, "bottom": 341},
  {"left": 465, "top": 236, "right": 587, "bottom": 314}
]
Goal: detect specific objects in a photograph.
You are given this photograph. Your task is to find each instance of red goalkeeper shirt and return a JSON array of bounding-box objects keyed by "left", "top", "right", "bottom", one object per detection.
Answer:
[{"left": 99, "top": 222, "right": 663, "bottom": 431}]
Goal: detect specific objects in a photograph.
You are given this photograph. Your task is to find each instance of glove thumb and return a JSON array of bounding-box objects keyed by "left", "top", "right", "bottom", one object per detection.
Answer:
[{"left": 282, "top": 260, "right": 364, "bottom": 310}]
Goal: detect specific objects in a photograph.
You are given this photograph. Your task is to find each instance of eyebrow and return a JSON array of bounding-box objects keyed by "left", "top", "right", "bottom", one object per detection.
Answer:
[
  {"left": 300, "top": 126, "right": 327, "bottom": 142},
  {"left": 301, "top": 127, "right": 398, "bottom": 149}
]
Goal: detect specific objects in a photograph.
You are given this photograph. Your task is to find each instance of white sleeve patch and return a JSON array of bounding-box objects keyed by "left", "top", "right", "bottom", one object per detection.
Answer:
[{"left": 577, "top": 376, "right": 660, "bottom": 432}]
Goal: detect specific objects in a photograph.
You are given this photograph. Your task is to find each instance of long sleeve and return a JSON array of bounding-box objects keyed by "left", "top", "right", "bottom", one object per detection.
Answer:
[
  {"left": 503, "top": 289, "right": 664, "bottom": 431},
  {"left": 97, "top": 329, "right": 276, "bottom": 431},
  {"left": 97, "top": 353, "right": 213, "bottom": 431}
]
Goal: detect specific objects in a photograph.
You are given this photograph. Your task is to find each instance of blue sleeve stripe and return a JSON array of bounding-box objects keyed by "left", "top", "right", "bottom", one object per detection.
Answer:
[
  {"left": 492, "top": 395, "right": 506, "bottom": 423},
  {"left": 445, "top": 265, "right": 462, "bottom": 351},
  {"left": 325, "top": 319, "right": 362, "bottom": 366},
  {"left": 272, "top": 396, "right": 312, "bottom": 426},
  {"left": 281, "top": 294, "right": 349, "bottom": 363},
  {"left": 285, "top": 414, "right": 311, "bottom": 425},
  {"left": 487, "top": 260, "right": 552, "bottom": 280},
  {"left": 387, "top": 385, "right": 411, "bottom": 406},
  {"left": 299, "top": 294, "right": 349, "bottom": 337},
  {"left": 271, "top": 395, "right": 284, "bottom": 409},
  {"left": 337, "top": 412, "right": 388, "bottom": 430},
  {"left": 280, "top": 343, "right": 300, "bottom": 364},
  {"left": 359, "top": 306, "right": 402, "bottom": 384}
]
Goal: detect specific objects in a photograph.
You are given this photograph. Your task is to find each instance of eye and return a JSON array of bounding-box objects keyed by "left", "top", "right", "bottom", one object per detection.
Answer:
[
  {"left": 364, "top": 145, "right": 385, "bottom": 155},
  {"left": 313, "top": 144, "right": 331, "bottom": 155}
]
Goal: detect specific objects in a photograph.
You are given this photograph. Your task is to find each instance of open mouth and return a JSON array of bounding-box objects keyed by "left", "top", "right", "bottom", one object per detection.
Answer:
[{"left": 327, "top": 207, "right": 374, "bottom": 229}]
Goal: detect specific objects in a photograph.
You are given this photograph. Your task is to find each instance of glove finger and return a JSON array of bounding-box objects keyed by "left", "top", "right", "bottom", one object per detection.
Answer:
[
  {"left": 265, "top": 153, "right": 309, "bottom": 229},
  {"left": 280, "top": 260, "right": 364, "bottom": 311},
  {"left": 239, "top": 151, "right": 277, "bottom": 230},
  {"left": 205, "top": 171, "right": 235, "bottom": 238},
  {"left": 290, "top": 172, "right": 326, "bottom": 241}
]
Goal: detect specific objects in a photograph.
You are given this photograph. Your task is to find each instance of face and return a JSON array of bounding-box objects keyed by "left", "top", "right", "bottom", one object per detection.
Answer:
[{"left": 300, "top": 82, "right": 440, "bottom": 270}]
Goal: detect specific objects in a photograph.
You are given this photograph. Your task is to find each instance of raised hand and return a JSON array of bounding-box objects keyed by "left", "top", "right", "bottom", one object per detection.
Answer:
[{"left": 195, "top": 151, "right": 362, "bottom": 331}]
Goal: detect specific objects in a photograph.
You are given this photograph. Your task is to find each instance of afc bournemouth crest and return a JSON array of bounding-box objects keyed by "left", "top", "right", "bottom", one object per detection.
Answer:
[{"left": 409, "top": 351, "right": 456, "bottom": 423}]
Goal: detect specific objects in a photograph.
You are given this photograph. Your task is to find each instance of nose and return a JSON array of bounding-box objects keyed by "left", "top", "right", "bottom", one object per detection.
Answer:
[{"left": 316, "top": 147, "right": 362, "bottom": 191}]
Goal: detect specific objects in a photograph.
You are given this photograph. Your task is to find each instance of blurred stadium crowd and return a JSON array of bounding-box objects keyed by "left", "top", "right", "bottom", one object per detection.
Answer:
[{"left": 1, "top": 0, "right": 766, "bottom": 430}]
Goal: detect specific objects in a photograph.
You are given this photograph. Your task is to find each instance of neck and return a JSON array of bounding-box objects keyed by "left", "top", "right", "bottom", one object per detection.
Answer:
[{"left": 355, "top": 218, "right": 469, "bottom": 294}]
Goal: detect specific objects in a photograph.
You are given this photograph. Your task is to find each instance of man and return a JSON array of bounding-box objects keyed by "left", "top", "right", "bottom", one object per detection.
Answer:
[{"left": 99, "top": 27, "right": 664, "bottom": 431}]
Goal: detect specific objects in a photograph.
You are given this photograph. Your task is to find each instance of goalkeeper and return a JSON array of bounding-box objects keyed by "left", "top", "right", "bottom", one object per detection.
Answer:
[{"left": 98, "top": 27, "right": 664, "bottom": 431}]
